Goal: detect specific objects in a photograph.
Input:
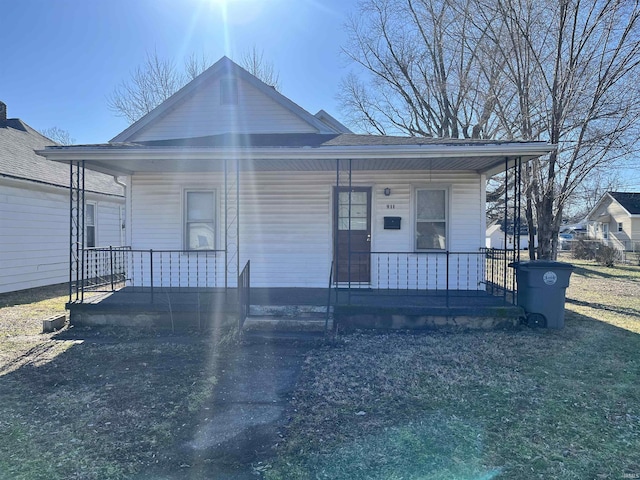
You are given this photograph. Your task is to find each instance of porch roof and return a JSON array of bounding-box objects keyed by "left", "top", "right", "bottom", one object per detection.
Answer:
[{"left": 39, "top": 134, "right": 555, "bottom": 177}]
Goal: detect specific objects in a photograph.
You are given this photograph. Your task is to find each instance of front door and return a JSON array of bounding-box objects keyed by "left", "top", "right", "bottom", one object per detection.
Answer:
[{"left": 334, "top": 187, "right": 371, "bottom": 283}]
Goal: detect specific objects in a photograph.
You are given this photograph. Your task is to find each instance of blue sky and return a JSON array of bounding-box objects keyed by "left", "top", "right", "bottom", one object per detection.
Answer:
[
  {"left": 1, "top": 0, "right": 356, "bottom": 144},
  {"left": 1, "top": 0, "right": 639, "bottom": 191}
]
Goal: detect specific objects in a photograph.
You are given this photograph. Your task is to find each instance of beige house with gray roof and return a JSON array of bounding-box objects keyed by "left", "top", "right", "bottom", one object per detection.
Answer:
[{"left": 587, "top": 192, "right": 640, "bottom": 253}]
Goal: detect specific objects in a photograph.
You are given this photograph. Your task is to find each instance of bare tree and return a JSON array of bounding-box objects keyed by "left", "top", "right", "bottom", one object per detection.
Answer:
[
  {"left": 107, "top": 51, "right": 190, "bottom": 124},
  {"left": 487, "top": 0, "right": 640, "bottom": 258},
  {"left": 39, "top": 126, "right": 75, "bottom": 145},
  {"left": 108, "top": 48, "right": 281, "bottom": 124},
  {"left": 340, "top": 0, "right": 503, "bottom": 138},
  {"left": 562, "top": 169, "right": 622, "bottom": 222},
  {"left": 341, "top": 0, "right": 640, "bottom": 259},
  {"left": 240, "top": 46, "right": 281, "bottom": 90}
]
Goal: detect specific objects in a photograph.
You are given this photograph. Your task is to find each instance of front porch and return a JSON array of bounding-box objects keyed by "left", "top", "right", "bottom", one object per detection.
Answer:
[
  {"left": 68, "top": 283, "right": 523, "bottom": 332},
  {"left": 65, "top": 245, "right": 523, "bottom": 331},
  {"left": 59, "top": 141, "right": 536, "bottom": 332}
]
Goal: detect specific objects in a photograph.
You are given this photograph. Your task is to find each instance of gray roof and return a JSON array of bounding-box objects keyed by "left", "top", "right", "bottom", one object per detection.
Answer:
[
  {"left": 609, "top": 192, "right": 640, "bottom": 214},
  {"left": 58, "top": 132, "right": 543, "bottom": 149},
  {"left": 0, "top": 118, "right": 124, "bottom": 196}
]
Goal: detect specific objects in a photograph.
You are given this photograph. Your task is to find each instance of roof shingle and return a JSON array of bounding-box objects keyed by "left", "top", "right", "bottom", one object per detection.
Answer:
[
  {"left": 609, "top": 192, "right": 640, "bottom": 214},
  {"left": 0, "top": 119, "right": 123, "bottom": 196}
]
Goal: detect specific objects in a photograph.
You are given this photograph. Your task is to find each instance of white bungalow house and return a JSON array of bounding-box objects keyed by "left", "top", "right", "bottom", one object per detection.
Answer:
[
  {"left": 40, "top": 57, "right": 554, "bottom": 330},
  {"left": 0, "top": 102, "right": 125, "bottom": 294},
  {"left": 587, "top": 192, "right": 640, "bottom": 252}
]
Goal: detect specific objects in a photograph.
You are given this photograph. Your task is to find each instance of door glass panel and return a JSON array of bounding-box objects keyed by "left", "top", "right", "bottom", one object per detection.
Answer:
[
  {"left": 349, "top": 218, "right": 367, "bottom": 230},
  {"left": 338, "top": 191, "right": 368, "bottom": 230}
]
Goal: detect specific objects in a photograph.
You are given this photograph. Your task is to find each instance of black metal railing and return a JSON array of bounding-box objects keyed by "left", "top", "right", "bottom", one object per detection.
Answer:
[
  {"left": 237, "top": 260, "right": 251, "bottom": 330},
  {"left": 325, "top": 260, "right": 334, "bottom": 334},
  {"left": 80, "top": 247, "right": 225, "bottom": 299},
  {"left": 83, "top": 246, "right": 131, "bottom": 291},
  {"left": 340, "top": 248, "right": 517, "bottom": 305}
]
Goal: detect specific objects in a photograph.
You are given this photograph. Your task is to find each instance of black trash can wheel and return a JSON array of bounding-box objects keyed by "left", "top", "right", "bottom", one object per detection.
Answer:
[{"left": 526, "top": 313, "right": 547, "bottom": 328}]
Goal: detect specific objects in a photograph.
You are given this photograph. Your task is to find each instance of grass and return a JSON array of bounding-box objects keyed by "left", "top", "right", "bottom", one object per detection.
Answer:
[
  {"left": 266, "top": 258, "right": 640, "bottom": 479},
  {"left": 1, "top": 262, "right": 639, "bottom": 479},
  {"left": 0, "top": 284, "right": 235, "bottom": 480}
]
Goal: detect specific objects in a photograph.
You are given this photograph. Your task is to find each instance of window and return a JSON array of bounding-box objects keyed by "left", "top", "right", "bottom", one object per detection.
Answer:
[
  {"left": 220, "top": 78, "right": 238, "bottom": 105},
  {"left": 602, "top": 223, "right": 609, "bottom": 240},
  {"left": 415, "top": 188, "right": 447, "bottom": 250},
  {"left": 338, "top": 191, "right": 368, "bottom": 230},
  {"left": 185, "top": 190, "right": 216, "bottom": 250},
  {"left": 86, "top": 203, "right": 96, "bottom": 248},
  {"left": 618, "top": 222, "right": 624, "bottom": 233}
]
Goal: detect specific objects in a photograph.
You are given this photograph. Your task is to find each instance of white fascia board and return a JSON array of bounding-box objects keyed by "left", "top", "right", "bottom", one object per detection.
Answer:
[
  {"left": 585, "top": 192, "right": 615, "bottom": 220},
  {"left": 39, "top": 142, "right": 554, "bottom": 163}
]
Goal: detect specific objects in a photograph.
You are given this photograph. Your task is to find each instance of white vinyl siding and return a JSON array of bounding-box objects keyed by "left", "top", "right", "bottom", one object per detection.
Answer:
[
  {"left": 0, "top": 180, "right": 124, "bottom": 294},
  {"left": 130, "top": 170, "right": 483, "bottom": 288},
  {"left": 220, "top": 77, "right": 238, "bottom": 105},
  {"left": 129, "top": 77, "right": 317, "bottom": 141}
]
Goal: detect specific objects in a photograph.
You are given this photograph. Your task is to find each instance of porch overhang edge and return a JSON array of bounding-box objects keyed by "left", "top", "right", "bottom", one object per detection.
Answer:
[{"left": 37, "top": 142, "right": 555, "bottom": 175}]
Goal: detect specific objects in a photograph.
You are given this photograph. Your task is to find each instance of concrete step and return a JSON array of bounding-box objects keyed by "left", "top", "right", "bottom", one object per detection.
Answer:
[
  {"left": 243, "top": 315, "right": 333, "bottom": 333},
  {"left": 249, "top": 304, "right": 331, "bottom": 319}
]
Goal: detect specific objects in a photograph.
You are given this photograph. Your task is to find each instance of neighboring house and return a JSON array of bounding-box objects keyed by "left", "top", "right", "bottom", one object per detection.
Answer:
[
  {"left": 40, "top": 57, "right": 554, "bottom": 330},
  {"left": 0, "top": 101, "right": 125, "bottom": 294},
  {"left": 485, "top": 220, "right": 536, "bottom": 250},
  {"left": 586, "top": 192, "right": 640, "bottom": 252}
]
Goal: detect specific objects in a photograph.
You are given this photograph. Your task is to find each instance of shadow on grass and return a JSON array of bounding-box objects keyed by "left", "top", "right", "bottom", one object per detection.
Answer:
[
  {"left": 0, "top": 282, "right": 69, "bottom": 308},
  {"left": 0, "top": 326, "right": 230, "bottom": 480},
  {"left": 571, "top": 263, "right": 640, "bottom": 281},
  {"left": 566, "top": 297, "right": 640, "bottom": 319}
]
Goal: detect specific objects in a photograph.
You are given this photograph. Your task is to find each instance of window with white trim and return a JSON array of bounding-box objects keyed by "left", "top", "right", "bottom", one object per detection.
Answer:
[
  {"left": 185, "top": 190, "right": 216, "bottom": 250},
  {"left": 415, "top": 188, "right": 447, "bottom": 250},
  {"left": 86, "top": 202, "right": 96, "bottom": 248}
]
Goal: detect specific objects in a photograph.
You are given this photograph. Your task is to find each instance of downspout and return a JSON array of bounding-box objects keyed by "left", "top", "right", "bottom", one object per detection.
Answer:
[{"left": 114, "top": 176, "right": 128, "bottom": 246}]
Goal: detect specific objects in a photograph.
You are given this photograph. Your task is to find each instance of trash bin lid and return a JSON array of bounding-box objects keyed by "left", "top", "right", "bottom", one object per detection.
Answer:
[{"left": 510, "top": 260, "right": 575, "bottom": 270}]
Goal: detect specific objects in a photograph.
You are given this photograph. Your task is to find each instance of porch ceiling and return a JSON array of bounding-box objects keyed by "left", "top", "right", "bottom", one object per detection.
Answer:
[{"left": 39, "top": 142, "right": 555, "bottom": 177}]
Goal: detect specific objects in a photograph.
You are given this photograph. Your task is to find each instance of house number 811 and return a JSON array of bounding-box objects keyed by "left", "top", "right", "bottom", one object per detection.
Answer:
[{"left": 386, "top": 204, "right": 395, "bottom": 209}]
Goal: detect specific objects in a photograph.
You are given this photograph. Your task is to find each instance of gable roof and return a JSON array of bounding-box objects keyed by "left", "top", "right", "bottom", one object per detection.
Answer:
[
  {"left": 587, "top": 191, "right": 640, "bottom": 220},
  {"left": 609, "top": 192, "right": 640, "bottom": 215},
  {"left": 0, "top": 117, "right": 124, "bottom": 196},
  {"left": 111, "top": 56, "right": 342, "bottom": 143}
]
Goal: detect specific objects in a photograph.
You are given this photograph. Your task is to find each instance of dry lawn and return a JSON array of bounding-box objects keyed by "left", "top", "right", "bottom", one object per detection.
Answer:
[
  {"left": 0, "top": 285, "right": 233, "bottom": 480},
  {"left": 1, "top": 261, "right": 639, "bottom": 479},
  {"left": 267, "top": 259, "right": 640, "bottom": 479}
]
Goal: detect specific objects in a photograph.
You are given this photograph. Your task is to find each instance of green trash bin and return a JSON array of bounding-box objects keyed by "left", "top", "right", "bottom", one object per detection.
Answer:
[{"left": 510, "top": 260, "right": 575, "bottom": 329}]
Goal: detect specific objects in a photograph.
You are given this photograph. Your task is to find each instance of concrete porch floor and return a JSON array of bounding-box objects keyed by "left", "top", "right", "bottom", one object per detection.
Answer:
[{"left": 68, "top": 286, "right": 523, "bottom": 331}]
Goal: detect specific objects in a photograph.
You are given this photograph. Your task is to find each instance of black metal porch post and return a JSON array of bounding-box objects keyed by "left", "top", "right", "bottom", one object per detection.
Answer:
[
  {"left": 335, "top": 159, "right": 339, "bottom": 301},
  {"left": 514, "top": 157, "right": 522, "bottom": 301},
  {"left": 69, "top": 160, "right": 85, "bottom": 303},
  {"left": 348, "top": 158, "right": 352, "bottom": 294},
  {"left": 503, "top": 157, "right": 508, "bottom": 303},
  {"left": 236, "top": 156, "right": 240, "bottom": 287},
  {"left": 224, "top": 158, "right": 228, "bottom": 290}
]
